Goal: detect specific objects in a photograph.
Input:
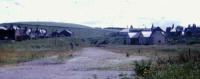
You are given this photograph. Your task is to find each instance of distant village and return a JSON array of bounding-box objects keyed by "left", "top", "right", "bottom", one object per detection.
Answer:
[
  {"left": 0, "top": 23, "right": 72, "bottom": 41},
  {"left": 105, "top": 24, "right": 200, "bottom": 45},
  {"left": 1, "top": 22, "right": 200, "bottom": 45}
]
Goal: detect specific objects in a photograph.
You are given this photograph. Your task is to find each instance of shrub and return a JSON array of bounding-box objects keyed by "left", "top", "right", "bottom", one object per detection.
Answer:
[
  {"left": 143, "top": 49, "right": 200, "bottom": 79},
  {"left": 135, "top": 49, "right": 200, "bottom": 79},
  {"left": 145, "top": 62, "right": 200, "bottom": 79},
  {"left": 134, "top": 60, "right": 152, "bottom": 77}
]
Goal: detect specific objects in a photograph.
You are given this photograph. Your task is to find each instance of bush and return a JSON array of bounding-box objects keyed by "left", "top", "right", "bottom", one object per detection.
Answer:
[
  {"left": 134, "top": 60, "right": 152, "bottom": 77},
  {"left": 143, "top": 49, "right": 200, "bottom": 79},
  {"left": 145, "top": 62, "right": 200, "bottom": 79},
  {"left": 134, "top": 48, "right": 200, "bottom": 79}
]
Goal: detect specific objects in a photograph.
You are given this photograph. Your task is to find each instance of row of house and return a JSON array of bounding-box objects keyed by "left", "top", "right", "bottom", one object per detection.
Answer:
[
  {"left": 165, "top": 24, "right": 200, "bottom": 44},
  {"left": 117, "top": 23, "right": 200, "bottom": 45},
  {"left": 0, "top": 23, "right": 72, "bottom": 41},
  {"left": 119, "top": 27, "right": 166, "bottom": 45},
  {"left": 165, "top": 24, "right": 200, "bottom": 37}
]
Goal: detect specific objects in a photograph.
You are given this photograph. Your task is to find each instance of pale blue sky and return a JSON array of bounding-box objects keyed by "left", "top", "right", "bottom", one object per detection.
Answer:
[{"left": 0, "top": 0, "right": 199, "bottom": 28}]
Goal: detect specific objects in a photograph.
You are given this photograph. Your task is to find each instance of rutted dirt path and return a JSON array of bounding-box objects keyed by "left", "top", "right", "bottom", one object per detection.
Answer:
[{"left": 0, "top": 47, "right": 148, "bottom": 79}]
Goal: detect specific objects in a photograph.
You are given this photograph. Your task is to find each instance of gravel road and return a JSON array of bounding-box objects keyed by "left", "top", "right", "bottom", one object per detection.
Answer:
[{"left": 0, "top": 47, "right": 148, "bottom": 79}]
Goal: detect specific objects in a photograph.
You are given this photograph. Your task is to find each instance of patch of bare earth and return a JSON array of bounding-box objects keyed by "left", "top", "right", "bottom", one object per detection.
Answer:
[{"left": 0, "top": 47, "right": 148, "bottom": 79}]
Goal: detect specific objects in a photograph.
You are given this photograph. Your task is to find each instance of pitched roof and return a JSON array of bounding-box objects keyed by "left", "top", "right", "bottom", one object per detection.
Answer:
[
  {"left": 141, "top": 31, "right": 152, "bottom": 37},
  {"left": 0, "top": 26, "right": 7, "bottom": 30},
  {"left": 128, "top": 32, "right": 141, "bottom": 38},
  {"left": 62, "top": 30, "right": 72, "bottom": 34},
  {"left": 120, "top": 28, "right": 129, "bottom": 32},
  {"left": 13, "top": 25, "right": 20, "bottom": 30},
  {"left": 152, "top": 27, "right": 163, "bottom": 31},
  {"left": 171, "top": 28, "right": 176, "bottom": 32}
]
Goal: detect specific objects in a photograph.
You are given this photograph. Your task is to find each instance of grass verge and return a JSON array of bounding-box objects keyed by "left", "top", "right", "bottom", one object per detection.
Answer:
[
  {"left": 102, "top": 45, "right": 200, "bottom": 79},
  {"left": 0, "top": 37, "right": 85, "bottom": 66}
]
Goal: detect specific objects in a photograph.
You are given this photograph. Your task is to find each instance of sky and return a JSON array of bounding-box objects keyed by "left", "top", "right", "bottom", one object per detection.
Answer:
[{"left": 0, "top": 0, "right": 200, "bottom": 28}]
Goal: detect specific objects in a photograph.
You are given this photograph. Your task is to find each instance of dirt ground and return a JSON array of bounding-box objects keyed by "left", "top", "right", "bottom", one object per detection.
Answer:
[{"left": 0, "top": 47, "right": 148, "bottom": 79}]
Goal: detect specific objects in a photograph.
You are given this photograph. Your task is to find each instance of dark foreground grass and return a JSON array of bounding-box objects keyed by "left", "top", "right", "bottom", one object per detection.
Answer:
[
  {"left": 135, "top": 47, "right": 200, "bottom": 79},
  {"left": 102, "top": 45, "right": 200, "bottom": 79},
  {"left": 144, "top": 62, "right": 200, "bottom": 79}
]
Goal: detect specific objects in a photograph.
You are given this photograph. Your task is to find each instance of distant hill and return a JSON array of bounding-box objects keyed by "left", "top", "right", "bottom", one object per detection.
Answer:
[
  {"left": 103, "top": 27, "right": 125, "bottom": 32},
  {"left": 7, "top": 21, "right": 91, "bottom": 29}
]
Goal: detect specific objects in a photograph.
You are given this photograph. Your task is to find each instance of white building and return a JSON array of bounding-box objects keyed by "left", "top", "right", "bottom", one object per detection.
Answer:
[{"left": 120, "top": 27, "right": 166, "bottom": 45}]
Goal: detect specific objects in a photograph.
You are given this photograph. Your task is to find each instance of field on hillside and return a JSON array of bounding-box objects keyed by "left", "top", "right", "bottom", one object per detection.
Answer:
[{"left": 102, "top": 45, "right": 200, "bottom": 79}]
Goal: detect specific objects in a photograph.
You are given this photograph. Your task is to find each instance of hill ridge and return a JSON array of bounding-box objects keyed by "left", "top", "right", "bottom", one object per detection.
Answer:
[{"left": 1, "top": 21, "right": 91, "bottom": 29}]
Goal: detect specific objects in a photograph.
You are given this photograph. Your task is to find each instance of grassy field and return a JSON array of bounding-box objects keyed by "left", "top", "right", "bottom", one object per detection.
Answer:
[
  {"left": 0, "top": 37, "right": 88, "bottom": 66},
  {"left": 103, "top": 45, "right": 200, "bottom": 57},
  {"left": 1, "top": 37, "right": 199, "bottom": 78},
  {"left": 102, "top": 45, "right": 200, "bottom": 79}
]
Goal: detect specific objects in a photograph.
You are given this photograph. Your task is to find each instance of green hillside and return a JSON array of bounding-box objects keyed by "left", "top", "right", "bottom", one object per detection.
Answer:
[
  {"left": 0, "top": 21, "right": 113, "bottom": 38},
  {"left": 11, "top": 21, "right": 91, "bottom": 29}
]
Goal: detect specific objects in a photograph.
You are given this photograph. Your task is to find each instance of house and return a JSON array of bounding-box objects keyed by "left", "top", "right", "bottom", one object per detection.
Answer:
[
  {"left": 51, "top": 30, "right": 60, "bottom": 37},
  {"left": 119, "top": 28, "right": 143, "bottom": 45},
  {"left": 0, "top": 26, "right": 8, "bottom": 40},
  {"left": 127, "top": 32, "right": 143, "bottom": 45},
  {"left": 59, "top": 30, "right": 72, "bottom": 37},
  {"left": 184, "top": 24, "right": 200, "bottom": 37},
  {"left": 140, "top": 31, "right": 152, "bottom": 45},
  {"left": 150, "top": 27, "right": 166, "bottom": 44},
  {"left": 120, "top": 26, "right": 166, "bottom": 45},
  {"left": 166, "top": 24, "right": 184, "bottom": 38},
  {"left": 51, "top": 29, "right": 72, "bottom": 37}
]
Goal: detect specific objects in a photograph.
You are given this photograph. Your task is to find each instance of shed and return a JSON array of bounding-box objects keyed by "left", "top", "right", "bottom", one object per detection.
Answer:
[
  {"left": 59, "top": 30, "right": 72, "bottom": 37},
  {"left": 51, "top": 29, "right": 72, "bottom": 37}
]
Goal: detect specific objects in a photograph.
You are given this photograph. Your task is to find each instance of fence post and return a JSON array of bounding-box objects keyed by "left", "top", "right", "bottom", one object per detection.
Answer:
[
  {"left": 70, "top": 42, "right": 74, "bottom": 50},
  {"left": 126, "top": 53, "right": 129, "bottom": 57},
  {"left": 54, "top": 35, "right": 57, "bottom": 47},
  {"left": 188, "top": 48, "right": 191, "bottom": 58},
  {"left": 138, "top": 49, "right": 141, "bottom": 54}
]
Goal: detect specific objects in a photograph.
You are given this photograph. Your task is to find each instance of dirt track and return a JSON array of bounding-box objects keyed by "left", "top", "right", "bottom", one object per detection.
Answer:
[{"left": 0, "top": 47, "right": 148, "bottom": 79}]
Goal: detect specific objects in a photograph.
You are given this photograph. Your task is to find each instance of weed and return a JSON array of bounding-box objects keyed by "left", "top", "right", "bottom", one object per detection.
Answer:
[
  {"left": 143, "top": 50, "right": 200, "bottom": 79},
  {"left": 119, "top": 73, "right": 132, "bottom": 79},
  {"left": 144, "top": 62, "right": 200, "bottom": 79},
  {"left": 134, "top": 60, "right": 152, "bottom": 77}
]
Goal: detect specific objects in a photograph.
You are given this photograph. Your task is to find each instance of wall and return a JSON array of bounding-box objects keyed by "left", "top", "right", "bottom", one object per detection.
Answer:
[{"left": 150, "top": 31, "right": 166, "bottom": 44}]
